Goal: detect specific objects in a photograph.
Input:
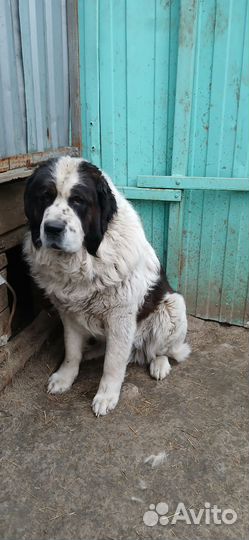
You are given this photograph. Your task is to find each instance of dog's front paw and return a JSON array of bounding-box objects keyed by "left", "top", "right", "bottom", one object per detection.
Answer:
[
  {"left": 47, "top": 371, "right": 73, "bottom": 394},
  {"left": 150, "top": 356, "right": 171, "bottom": 381},
  {"left": 92, "top": 390, "right": 119, "bottom": 416}
]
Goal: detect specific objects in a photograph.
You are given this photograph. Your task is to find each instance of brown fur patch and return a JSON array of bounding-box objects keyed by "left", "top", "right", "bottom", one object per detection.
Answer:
[{"left": 137, "top": 266, "right": 173, "bottom": 323}]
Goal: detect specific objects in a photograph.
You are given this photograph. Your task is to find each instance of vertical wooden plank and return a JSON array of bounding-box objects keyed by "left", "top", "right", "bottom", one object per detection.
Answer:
[
  {"left": 126, "top": 0, "right": 155, "bottom": 185},
  {"left": 152, "top": 0, "right": 170, "bottom": 176},
  {"left": 187, "top": 0, "right": 216, "bottom": 176},
  {"left": 232, "top": 1, "right": 249, "bottom": 178},
  {"left": 206, "top": 0, "right": 247, "bottom": 178},
  {"left": 152, "top": 1, "right": 173, "bottom": 269},
  {"left": 151, "top": 202, "right": 166, "bottom": 266},
  {"left": 171, "top": 0, "right": 198, "bottom": 175},
  {"left": 44, "top": 0, "right": 58, "bottom": 149},
  {"left": 67, "top": 0, "right": 82, "bottom": 152},
  {"left": 98, "top": 0, "right": 115, "bottom": 177},
  {"left": 179, "top": 190, "right": 204, "bottom": 312},
  {"left": 166, "top": 0, "right": 180, "bottom": 175},
  {"left": 111, "top": 0, "right": 129, "bottom": 186},
  {"left": 131, "top": 201, "right": 152, "bottom": 244},
  {"left": 220, "top": 193, "right": 249, "bottom": 324},
  {"left": 167, "top": 0, "right": 198, "bottom": 290},
  {"left": 197, "top": 191, "right": 230, "bottom": 319},
  {"left": 167, "top": 199, "right": 185, "bottom": 290},
  {"left": 78, "top": 0, "right": 101, "bottom": 165}
]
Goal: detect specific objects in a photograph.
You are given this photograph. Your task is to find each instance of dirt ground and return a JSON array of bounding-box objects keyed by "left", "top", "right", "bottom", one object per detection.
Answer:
[{"left": 0, "top": 316, "right": 248, "bottom": 540}]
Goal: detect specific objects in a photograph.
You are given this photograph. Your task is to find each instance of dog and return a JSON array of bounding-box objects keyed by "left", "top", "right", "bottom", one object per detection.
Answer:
[{"left": 23, "top": 156, "right": 190, "bottom": 416}]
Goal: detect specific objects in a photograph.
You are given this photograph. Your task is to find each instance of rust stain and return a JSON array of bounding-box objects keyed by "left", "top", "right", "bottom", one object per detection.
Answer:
[
  {"left": 214, "top": 5, "right": 228, "bottom": 37},
  {"left": 179, "top": 252, "right": 186, "bottom": 276},
  {"left": 179, "top": 91, "right": 191, "bottom": 113},
  {"left": 179, "top": 0, "right": 197, "bottom": 48},
  {"left": 9, "top": 154, "right": 32, "bottom": 170},
  {"left": 160, "top": 0, "right": 170, "bottom": 8},
  {"left": 0, "top": 159, "right": 9, "bottom": 173}
]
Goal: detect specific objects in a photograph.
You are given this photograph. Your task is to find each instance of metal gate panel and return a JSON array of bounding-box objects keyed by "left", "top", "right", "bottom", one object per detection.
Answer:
[
  {"left": 18, "top": 0, "right": 69, "bottom": 153},
  {"left": 0, "top": 0, "right": 26, "bottom": 157},
  {"left": 79, "top": 0, "right": 180, "bottom": 268},
  {"left": 168, "top": 0, "right": 249, "bottom": 326},
  {"left": 79, "top": 0, "right": 180, "bottom": 180},
  {"left": 79, "top": 0, "right": 249, "bottom": 325},
  {"left": 140, "top": 0, "right": 249, "bottom": 326},
  {"left": 0, "top": 0, "right": 72, "bottom": 159}
]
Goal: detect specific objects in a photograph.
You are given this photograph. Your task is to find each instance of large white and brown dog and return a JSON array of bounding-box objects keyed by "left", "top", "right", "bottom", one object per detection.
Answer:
[{"left": 23, "top": 157, "right": 190, "bottom": 416}]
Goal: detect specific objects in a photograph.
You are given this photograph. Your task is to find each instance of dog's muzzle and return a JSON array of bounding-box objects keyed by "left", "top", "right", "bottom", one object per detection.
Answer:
[{"left": 44, "top": 220, "right": 65, "bottom": 249}]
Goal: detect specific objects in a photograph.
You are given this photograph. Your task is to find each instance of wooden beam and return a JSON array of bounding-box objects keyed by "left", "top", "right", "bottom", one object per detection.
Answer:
[
  {"left": 118, "top": 187, "right": 182, "bottom": 201},
  {"left": 0, "top": 310, "right": 59, "bottom": 392},
  {"left": 0, "top": 226, "right": 27, "bottom": 254},
  {"left": 0, "top": 146, "right": 80, "bottom": 184},
  {"left": 138, "top": 176, "right": 249, "bottom": 192}
]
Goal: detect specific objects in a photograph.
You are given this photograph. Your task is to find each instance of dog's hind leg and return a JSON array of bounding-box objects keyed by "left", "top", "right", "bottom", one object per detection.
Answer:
[{"left": 142, "top": 291, "right": 191, "bottom": 381}]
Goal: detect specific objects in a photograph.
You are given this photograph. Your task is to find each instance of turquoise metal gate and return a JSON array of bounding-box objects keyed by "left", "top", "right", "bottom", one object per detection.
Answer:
[{"left": 78, "top": 0, "right": 249, "bottom": 326}]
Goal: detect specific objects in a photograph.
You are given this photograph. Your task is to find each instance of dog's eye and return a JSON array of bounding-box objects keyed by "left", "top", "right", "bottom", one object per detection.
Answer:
[
  {"left": 71, "top": 196, "right": 84, "bottom": 205},
  {"left": 41, "top": 191, "right": 52, "bottom": 201}
]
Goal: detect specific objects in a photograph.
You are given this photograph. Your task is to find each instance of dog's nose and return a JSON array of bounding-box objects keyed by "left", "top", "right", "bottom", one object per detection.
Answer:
[{"left": 44, "top": 220, "right": 65, "bottom": 235}]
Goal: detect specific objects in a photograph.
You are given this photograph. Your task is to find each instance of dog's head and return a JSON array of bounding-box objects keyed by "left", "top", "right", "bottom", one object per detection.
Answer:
[{"left": 24, "top": 157, "right": 117, "bottom": 256}]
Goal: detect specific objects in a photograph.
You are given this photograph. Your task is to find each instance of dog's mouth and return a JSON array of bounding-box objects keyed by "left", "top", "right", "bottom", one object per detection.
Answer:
[
  {"left": 50, "top": 242, "right": 62, "bottom": 250},
  {"left": 44, "top": 238, "right": 63, "bottom": 250}
]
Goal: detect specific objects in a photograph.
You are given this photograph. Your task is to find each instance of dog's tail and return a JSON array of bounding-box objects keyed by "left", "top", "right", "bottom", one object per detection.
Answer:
[
  {"left": 169, "top": 342, "right": 191, "bottom": 363},
  {"left": 165, "top": 292, "right": 191, "bottom": 362}
]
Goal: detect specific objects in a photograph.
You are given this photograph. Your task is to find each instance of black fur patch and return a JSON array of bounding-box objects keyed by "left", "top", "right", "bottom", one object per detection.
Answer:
[
  {"left": 137, "top": 266, "right": 174, "bottom": 323},
  {"left": 69, "top": 161, "right": 117, "bottom": 256},
  {"left": 24, "top": 159, "right": 58, "bottom": 248}
]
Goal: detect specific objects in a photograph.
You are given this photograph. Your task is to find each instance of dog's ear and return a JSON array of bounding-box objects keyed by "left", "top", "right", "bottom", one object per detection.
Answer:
[
  {"left": 24, "top": 160, "right": 57, "bottom": 248},
  {"left": 96, "top": 175, "right": 117, "bottom": 236},
  {"left": 84, "top": 175, "right": 117, "bottom": 256},
  {"left": 84, "top": 208, "right": 103, "bottom": 256},
  {"left": 24, "top": 171, "right": 35, "bottom": 221},
  {"left": 24, "top": 171, "right": 42, "bottom": 248}
]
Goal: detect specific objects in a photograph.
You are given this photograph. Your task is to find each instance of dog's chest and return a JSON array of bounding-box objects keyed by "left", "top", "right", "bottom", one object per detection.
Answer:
[{"left": 47, "top": 274, "right": 109, "bottom": 336}]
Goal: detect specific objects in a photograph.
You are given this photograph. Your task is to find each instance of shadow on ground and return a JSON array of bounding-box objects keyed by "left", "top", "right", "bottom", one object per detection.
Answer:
[{"left": 0, "top": 316, "right": 248, "bottom": 540}]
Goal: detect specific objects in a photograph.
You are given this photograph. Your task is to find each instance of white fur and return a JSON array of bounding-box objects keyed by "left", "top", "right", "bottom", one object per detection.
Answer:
[{"left": 24, "top": 157, "right": 191, "bottom": 416}]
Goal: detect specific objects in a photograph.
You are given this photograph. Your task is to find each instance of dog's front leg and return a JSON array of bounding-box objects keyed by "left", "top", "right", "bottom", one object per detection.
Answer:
[
  {"left": 92, "top": 312, "right": 136, "bottom": 416},
  {"left": 48, "top": 314, "right": 88, "bottom": 394}
]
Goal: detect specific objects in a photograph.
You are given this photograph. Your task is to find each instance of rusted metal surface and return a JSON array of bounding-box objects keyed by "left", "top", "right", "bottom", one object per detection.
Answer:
[
  {"left": 0, "top": 0, "right": 26, "bottom": 158},
  {"left": 0, "top": 0, "right": 81, "bottom": 159}
]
